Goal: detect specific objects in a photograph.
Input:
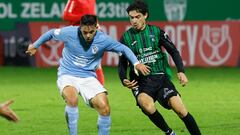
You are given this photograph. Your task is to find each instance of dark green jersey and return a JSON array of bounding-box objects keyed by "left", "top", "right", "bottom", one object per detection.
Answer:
[
  {"left": 121, "top": 24, "right": 171, "bottom": 75},
  {"left": 118, "top": 24, "right": 184, "bottom": 82}
]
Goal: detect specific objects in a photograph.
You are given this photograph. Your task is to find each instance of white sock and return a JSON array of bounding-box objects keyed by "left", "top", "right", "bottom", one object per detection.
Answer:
[
  {"left": 65, "top": 106, "right": 79, "bottom": 135},
  {"left": 97, "top": 114, "right": 111, "bottom": 135}
]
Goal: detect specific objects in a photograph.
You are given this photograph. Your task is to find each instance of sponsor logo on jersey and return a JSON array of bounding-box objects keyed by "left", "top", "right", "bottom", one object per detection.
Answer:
[
  {"left": 131, "top": 40, "right": 137, "bottom": 46},
  {"left": 149, "top": 34, "right": 155, "bottom": 42},
  {"left": 92, "top": 45, "right": 98, "bottom": 54}
]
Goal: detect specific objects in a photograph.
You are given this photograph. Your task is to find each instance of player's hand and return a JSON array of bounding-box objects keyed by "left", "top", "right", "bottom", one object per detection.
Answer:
[
  {"left": 25, "top": 44, "right": 37, "bottom": 56},
  {"left": 134, "top": 63, "right": 150, "bottom": 76},
  {"left": 0, "top": 100, "right": 19, "bottom": 122},
  {"left": 123, "top": 79, "right": 138, "bottom": 90},
  {"left": 177, "top": 72, "right": 188, "bottom": 87}
]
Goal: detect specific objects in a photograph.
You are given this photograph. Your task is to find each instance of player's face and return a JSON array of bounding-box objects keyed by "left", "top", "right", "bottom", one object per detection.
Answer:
[
  {"left": 128, "top": 10, "right": 148, "bottom": 31},
  {"left": 80, "top": 25, "right": 97, "bottom": 43}
]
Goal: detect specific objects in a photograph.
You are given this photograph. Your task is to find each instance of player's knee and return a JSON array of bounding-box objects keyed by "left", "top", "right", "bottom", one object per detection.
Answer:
[
  {"left": 99, "top": 104, "right": 110, "bottom": 116},
  {"left": 62, "top": 86, "right": 78, "bottom": 106},
  {"left": 175, "top": 109, "right": 188, "bottom": 118},
  {"left": 65, "top": 97, "right": 78, "bottom": 107},
  {"left": 139, "top": 102, "right": 155, "bottom": 114},
  {"left": 179, "top": 111, "right": 188, "bottom": 118}
]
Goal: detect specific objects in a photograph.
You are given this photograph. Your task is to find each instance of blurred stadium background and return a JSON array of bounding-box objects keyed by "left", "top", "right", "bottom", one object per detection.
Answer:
[{"left": 0, "top": 0, "right": 239, "bottom": 135}]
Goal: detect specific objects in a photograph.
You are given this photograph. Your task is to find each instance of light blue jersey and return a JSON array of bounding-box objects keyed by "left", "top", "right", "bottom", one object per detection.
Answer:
[{"left": 34, "top": 26, "right": 139, "bottom": 78}]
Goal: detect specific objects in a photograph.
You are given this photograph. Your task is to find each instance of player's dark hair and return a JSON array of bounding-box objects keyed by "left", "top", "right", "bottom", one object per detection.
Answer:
[
  {"left": 80, "top": 14, "right": 97, "bottom": 26},
  {"left": 126, "top": 0, "right": 149, "bottom": 18}
]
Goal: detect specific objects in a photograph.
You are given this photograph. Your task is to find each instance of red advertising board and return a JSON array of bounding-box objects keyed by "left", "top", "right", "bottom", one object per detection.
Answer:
[
  {"left": 29, "top": 21, "right": 240, "bottom": 67},
  {"left": 156, "top": 21, "right": 240, "bottom": 67}
]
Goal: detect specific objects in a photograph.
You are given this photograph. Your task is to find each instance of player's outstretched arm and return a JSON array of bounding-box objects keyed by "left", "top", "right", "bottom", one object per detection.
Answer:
[
  {"left": 0, "top": 100, "right": 19, "bottom": 122},
  {"left": 25, "top": 44, "right": 37, "bottom": 56}
]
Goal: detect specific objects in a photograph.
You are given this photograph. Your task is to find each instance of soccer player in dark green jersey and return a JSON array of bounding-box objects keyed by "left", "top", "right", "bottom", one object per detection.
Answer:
[{"left": 118, "top": 0, "right": 201, "bottom": 135}]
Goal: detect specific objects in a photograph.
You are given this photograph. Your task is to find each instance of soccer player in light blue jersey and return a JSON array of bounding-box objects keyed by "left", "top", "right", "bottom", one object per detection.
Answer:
[{"left": 26, "top": 14, "right": 150, "bottom": 135}]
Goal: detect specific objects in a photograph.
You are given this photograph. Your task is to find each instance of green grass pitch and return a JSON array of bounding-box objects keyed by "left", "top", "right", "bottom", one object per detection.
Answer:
[{"left": 0, "top": 66, "right": 239, "bottom": 135}]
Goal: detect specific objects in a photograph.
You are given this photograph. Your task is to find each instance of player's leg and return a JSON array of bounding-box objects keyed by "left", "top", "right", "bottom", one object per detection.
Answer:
[
  {"left": 57, "top": 75, "right": 79, "bottom": 135},
  {"left": 96, "top": 65, "right": 104, "bottom": 85},
  {"left": 78, "top": 77, "right": 110, "bottom": 135},
  {"left": 137, "top": 92, "right": 174, "bottom": 135},
  {"left": 91, "top": 92, "right": 111, "bottom": 135},
  {"left": 62, "top": 86, "right": 79, "bottom": 135},
  {"left": 168, "top": 95, "right": 201, "bottom": 135},
  {"left": 159, "top": 75, "right": 201, "bottom": 135}
]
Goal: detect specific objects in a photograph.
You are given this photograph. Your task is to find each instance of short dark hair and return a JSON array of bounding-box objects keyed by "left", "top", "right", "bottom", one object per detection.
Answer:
[
  {"left": 80, "top": 14, "right": 97, "bottom": 26},
  {"left": 126, "top": 0, "right": 149, "bottom": 18}
]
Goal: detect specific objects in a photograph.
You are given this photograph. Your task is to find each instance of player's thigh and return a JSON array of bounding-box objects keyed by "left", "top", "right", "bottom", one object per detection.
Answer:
[
  {"left": 76, "top": 77, "right": 107, "bottom": 107},
  {"left": 91, "top": 92, "right": 110, "bottom": 115},
  {"left": 157, "top": 76, "right": 179, "bottom": 109},
  {"left": 91, "top": 93, "right": 109, "bottom": 109},
  {"left": 168, "top": 95, "right": 188, "bottom": 117},
  {"left": 62, "top": 86, "right": 79, "bottom": 104},
  {"left": 137, "top": 92, "right": 156, "bottom": 113},
  {"left": 137, "top": 93, "right": 155, "bottom": 106},
  {"left": 57, "top": 75, "right": 79, "bottom": 105}
]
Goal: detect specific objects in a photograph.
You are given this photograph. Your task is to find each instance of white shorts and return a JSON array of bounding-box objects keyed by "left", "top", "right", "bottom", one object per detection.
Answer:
[{"left": 57, "top": 75, "right": 107, "bottom": 106}]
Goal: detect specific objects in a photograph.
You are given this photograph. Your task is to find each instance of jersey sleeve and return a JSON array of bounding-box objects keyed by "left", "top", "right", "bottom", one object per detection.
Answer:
[
  {"left": 33, "top": 28, "right": 66, "bottom": 48},
  {"left": 118, "top": 36, "right": 129, "bottom": 84},
  {"left": 104, "top": 36, "right": 139, "bottom": 66},
  {"left": 159, "top": 29, "right": 185, "bottom": 73}
]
